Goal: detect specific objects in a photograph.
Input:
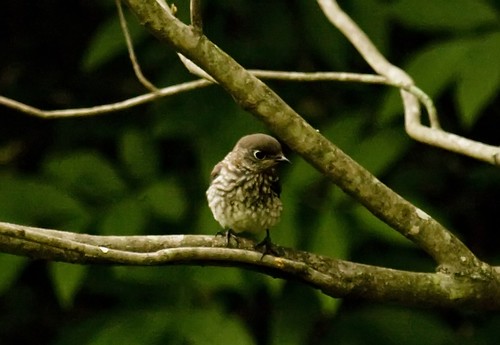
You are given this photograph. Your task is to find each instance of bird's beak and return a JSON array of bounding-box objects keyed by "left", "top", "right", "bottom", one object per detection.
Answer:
[{"left": 275, "top": 155, "right": 291, "bottom": 164}]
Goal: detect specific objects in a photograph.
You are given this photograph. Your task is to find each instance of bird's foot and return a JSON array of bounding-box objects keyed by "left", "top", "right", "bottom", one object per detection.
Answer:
[
  {"left": 216, "top": 229, "right": 240, "bottom": 247},
  {"left": 254, "top": 229, "right": 280, "bottom": 258}
]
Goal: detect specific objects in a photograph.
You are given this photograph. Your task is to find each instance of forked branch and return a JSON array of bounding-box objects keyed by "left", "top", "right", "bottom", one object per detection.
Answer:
[
  {"left": 123, "top": 0, "right": 485, "bottom": 276},
  {"left": 317, "top": 0, "right": 500, "bottom": 166}
]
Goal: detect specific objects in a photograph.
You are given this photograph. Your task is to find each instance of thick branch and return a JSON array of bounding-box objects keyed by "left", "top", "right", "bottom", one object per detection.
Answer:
[
  {"left": 1, "top": 221, "right": 499, "bottom": 309},
  {"left": 123, "top": 0, "right": 484, "bottom": 275}
]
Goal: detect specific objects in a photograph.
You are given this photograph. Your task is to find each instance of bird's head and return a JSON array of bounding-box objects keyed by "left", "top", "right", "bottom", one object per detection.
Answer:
[{"left": 233, "top": 133, "right": 290, "bottom": 172}]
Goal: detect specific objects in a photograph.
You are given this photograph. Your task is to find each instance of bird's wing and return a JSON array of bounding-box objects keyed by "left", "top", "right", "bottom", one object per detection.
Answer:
[
  {"left": 210, "top": 161, "right": 223, "bottom": 181},
  {"left": 270, "top": 175, "right": 281, "bottom": 197}
]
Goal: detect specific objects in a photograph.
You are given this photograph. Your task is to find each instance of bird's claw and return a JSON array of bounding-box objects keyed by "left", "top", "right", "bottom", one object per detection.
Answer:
[
  {"left": 216, "top": 229, "right": 239, "bottom": 247},
  {"left": 254, "top": 229, "right": 280, "bottom": 258}
]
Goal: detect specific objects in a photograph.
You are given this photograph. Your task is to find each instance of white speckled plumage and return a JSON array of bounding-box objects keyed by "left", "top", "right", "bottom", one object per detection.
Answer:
[{"left": 206, "top": 134, "right": 288, "bottom": 235}]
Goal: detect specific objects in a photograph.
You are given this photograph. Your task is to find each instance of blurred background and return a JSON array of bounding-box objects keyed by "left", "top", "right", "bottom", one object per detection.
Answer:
[{"left": 1, "top": 0, "right": 499, "bottom": 344}]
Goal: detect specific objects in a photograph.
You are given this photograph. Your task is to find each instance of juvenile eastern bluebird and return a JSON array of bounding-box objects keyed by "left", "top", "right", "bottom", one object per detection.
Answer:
[{"left": 206, "top": 133, "right": 289, "bottom": 251}]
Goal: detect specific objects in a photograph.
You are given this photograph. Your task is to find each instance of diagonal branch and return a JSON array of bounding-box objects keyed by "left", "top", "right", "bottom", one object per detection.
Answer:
[
  {"left": 124, "top": 0, "right": 485, "bottom": 276},
  {"left": 1, "top": 1, "right": 496, "bottom": 165},
  {"left": 1, "top": 221, "right": 499, "bottom": 309},
  {"left": 317, "top": 0, "right": 500, "bottom": 166},
  {"left": 116, "top": 0, "right": 159, "bottom": 92}
]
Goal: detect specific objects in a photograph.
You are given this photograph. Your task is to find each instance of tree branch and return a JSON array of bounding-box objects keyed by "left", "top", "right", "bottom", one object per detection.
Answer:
[
  {"left": 0, "top": 80, "right": 210, "bottom": 118},
  {"left": 123, "top": 0, "right": 485, "bottom": 276},
  {"left": 317, "top": 0, "right": 500, "bottom": 166},
  {"left": 1, "top": 1, "right": 497, "bottom": 165},
  {"left": 116, "top": 0, "right": 159, "bottom": 92},
  {"left": 0, "top": 71, "right": 432, "bottom": 119},
  {"left": 1, "top": 221, "right": 499, "bottom": 309},
  {"left": 190, "top": 0, "right": 203, "bottom": 34},
  {"left": 2, "top": 0, "right": 498, "bottom": 309}
]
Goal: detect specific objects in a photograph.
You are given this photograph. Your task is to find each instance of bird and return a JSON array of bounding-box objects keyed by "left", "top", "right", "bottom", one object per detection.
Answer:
[{"left": 206, "top": 133, "right": 289, "bottom": 253}]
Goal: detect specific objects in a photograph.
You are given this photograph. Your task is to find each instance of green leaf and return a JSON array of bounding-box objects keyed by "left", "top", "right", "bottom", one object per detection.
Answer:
[
  {"left": 311, "top": 207, "right": 351, "bottom": 260},
  {"left": 321, "top": 113, "right": 365, "bottom": 154},
  {"left": 345, "top": 307, "right": 456, "bottom": 345},
  {"left": 140, "top": 179, "right": 187, "bottom": 222},
  {"left": 315, "top": 292, "right": 342, "bottom": 316},
  {"left": 351, "top": 0, "right": 391, "bottom": 54},
  {"left": 82, "top": 13, "right": 147, "bottom": 71},
  {"left": 176, "top": 309, "right": 254, "bottom": 345},
  {"left": 0, "top": 176, "right": 90, "bottom": 230},
  {"left": 379, "top": 39, "right": 470, "bottom": 124},
  {"left": 112, "top": 266, "right": 181, "bottom": 286},
  {"left": 273, "top": 191, "right": 299, "bottom": 248},
  {"left": 99, "top": 197, "right": 148, "bottom": 235},
  {"left": 84, "top": 310, "right": 175, "bottom": 345},
  {"left": 79, "top": 308, "right": 253, "bottom": 345},
  {"left": 43, "top": 151, "right": 127, "bottom": 204},
  {"left": 352, "top": 204, "right": 413, "bottom": 246},
  {"left": 298, "top": 0, "right": 349, "bottom": 69},
  {"left": 272, "top": 283, "right": 321, "bottom": 345},
  {"left": 49, "top": 262, "right": 87, "bottom": 308},
  {"left": 390, "top": 0, "right": 499, "bottom": 32},
  {"left": 119, "top": 128, "right": 159, "bottom": 181},
  {"left": 197, "top": 202, "right": 221, "bottom": 235},
  {"left": 0, "top": 254, "right": 27, "bottom": 294},
  {"left": 324, "top": 114, "right": 410, "bottom": 175},
  {"left": 276, "top": 157, "right": 322, "bottom": 248},
  {"left": 352, "top": 128, "right": 411, "bottom": 175},
  {"left": 189, "top": 266, "right": 245, "bottom": 292},
  {"left": 456, "top": 32, "right": 500, "bottom": 128},
  {"left": 247, "top": 2, "right": 296, "bottom": 67}
]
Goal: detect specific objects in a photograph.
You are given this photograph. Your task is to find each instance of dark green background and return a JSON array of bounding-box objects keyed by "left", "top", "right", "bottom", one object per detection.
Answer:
[{"left": 1, "top": 0, "right": 499, "bottom": 344}]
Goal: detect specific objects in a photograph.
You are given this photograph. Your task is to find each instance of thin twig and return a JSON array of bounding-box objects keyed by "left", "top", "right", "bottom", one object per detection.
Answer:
[
  {"left": 0, "top": 80, "right": 210, "bottom": 118},
  {"left": 0, "top": 70, "right": 438, "bottom": 126},
  {"left": 316, "top": 0, "right": 439, "bottom": 129},
  {"left": 317, "top": 0, "right": 500, "bottom": 166},
  {"left": 190, "top": 0, "right": 203, "bottom": 33},
  {"left": 251, "top": 70, "right": 438, "bottom": 124},
  {"left": 116, "top": 0, "right": 159, "bottom": 92},
  {"left": 0, "top": 71, "right": 411, "bottom": 118}
]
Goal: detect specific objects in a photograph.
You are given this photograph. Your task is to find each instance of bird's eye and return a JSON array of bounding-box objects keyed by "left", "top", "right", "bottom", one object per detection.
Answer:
[{"left": 253, "top": 150, "right": 266, "bottom": 160}]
